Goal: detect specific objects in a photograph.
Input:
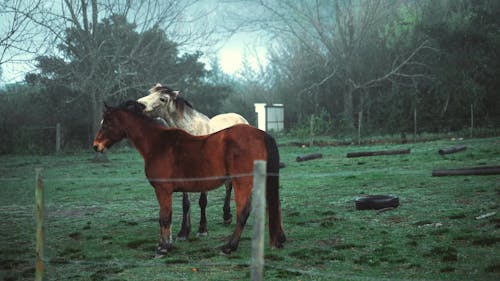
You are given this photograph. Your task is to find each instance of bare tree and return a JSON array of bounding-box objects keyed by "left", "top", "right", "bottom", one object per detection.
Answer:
[
  {"left": 231, "top": 0, "right": 432, "bottom": 129},
  {"left": 0, "top": 0, "right": 44, "bottom": 80},
  {"left": 22, "top": 0, "right": 219, "bottom": 142}
]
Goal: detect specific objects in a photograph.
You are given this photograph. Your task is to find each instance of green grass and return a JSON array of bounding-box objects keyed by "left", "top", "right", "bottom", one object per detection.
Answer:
[{"left": 1, "top": 137, "right": 499, "bottom": 280}]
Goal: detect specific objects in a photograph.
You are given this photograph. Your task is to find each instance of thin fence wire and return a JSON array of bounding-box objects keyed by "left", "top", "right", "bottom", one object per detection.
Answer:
[{"left": 0, "top": 168, "right": 427, "bottom": 185}]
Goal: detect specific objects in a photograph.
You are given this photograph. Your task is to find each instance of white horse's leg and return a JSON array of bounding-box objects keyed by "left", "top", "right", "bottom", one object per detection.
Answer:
[{"left": 176, "top": 192, "right": 191, "bottom": 239}]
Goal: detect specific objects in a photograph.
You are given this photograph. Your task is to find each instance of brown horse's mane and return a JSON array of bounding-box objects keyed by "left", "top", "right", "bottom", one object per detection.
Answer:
[
  {"left": 149, "top": 84, "right": 193, "bottom": 115},
  {"left": 106, "top": 100, "right": 168, "bottom": 128}
]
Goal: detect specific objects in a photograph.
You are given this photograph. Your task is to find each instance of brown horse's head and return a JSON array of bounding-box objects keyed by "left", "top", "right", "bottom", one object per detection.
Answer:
[{"left": 93, "top": 101, "right": 145, "bottom": 152}]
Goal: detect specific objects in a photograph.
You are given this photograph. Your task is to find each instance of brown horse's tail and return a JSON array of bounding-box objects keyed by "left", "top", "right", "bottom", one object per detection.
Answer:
[{"left": 264, "top": 133, "right": 286, "bottom": 248}]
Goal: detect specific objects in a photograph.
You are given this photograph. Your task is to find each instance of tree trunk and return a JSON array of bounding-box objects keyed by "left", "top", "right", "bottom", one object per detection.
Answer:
[
  {"left": 343, "top": 88, "right": 355, "bottom": 131},
  {"left": 90, "top": 90, "right": 109, "bottom": 162},
  {"left": 90, "top": 92, "right": 103, "bottom": 138}
]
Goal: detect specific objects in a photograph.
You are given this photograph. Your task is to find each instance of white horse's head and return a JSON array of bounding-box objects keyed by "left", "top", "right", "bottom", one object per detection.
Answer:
[
  {"left": 137, "top": 83, "right": 180, "bottom": 114},
  {"left": 137, "top": 83, "right": 211, "bottom": 134}
]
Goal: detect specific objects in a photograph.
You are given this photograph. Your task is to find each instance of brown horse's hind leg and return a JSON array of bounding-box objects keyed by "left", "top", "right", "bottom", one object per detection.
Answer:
[
  {"left": 223, "top": 180, "right": 232, "bottom": 224},
  {"left": 154, "top": 188, "right": 174, "bottom": 257},
  {"left": 221, "top": 183, "right": 251, "bottom": 254},
  {"left": 176, "top": 192, "right": 191, "bottom": 240},
  {"left": 197, "top": 192, "right": 208, "bottom": 236}
]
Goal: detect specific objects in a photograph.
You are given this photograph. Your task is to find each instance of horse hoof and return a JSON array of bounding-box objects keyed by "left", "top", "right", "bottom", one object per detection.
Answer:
[
  {"left": 279, "top": 232, "right": 287, "bottom": 244},
  {"left": 197, "top": 232, "right": 208, "bottom": 238},
  {"left": 220, "top": 245, "right": 234, "bottom": 255},
  {"left": 154, "top": 252, "right": 166, "bottom": 259},
  {"left": 155, "top": 246, "right": 170, "bottom": 257},
  {"left": 176, "top": 236, "right": 188, "bottom": 241},
  {"left": 176, "top": 231, "right": 190, "bottom": 240},
  {"left": 273, "top": 242, "right": 284, "bottom": 249},
  {"left": 220, "top": 248, "right": 232, "bottom": 255}
]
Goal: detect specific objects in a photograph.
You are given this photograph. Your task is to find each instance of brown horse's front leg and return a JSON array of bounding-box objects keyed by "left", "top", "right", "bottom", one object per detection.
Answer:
[
  {"left": 223, "top": 180, "right": 233, "bottom": 225},
  {"left": 177, "top": 192, "right": 191, "bottom": 240},
  {"left": 154, "top": 188, "right": 173, "bottom": 257}
]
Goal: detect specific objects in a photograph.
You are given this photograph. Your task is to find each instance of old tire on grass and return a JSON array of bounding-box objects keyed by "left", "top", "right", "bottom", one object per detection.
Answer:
[{"left": 355, "top": 195, "right": 399, "bottom": 210}]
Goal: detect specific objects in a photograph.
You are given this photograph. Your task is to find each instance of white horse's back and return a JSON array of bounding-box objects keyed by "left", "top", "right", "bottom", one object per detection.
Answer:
[{"left": 209, "top": 113, "right": 249, "bottom": 133}]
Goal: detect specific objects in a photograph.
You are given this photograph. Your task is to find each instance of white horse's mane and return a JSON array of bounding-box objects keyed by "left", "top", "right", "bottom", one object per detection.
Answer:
[
  {"left": 139, "top": 83, "right": 249, "bottom": 135},
  {"left": 142, "top": 83, "right": 209, "bottom": 134}
]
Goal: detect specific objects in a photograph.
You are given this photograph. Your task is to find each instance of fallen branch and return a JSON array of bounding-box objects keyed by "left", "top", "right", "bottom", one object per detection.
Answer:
[
  {"left": 346, "top": 148, "right": 410, "bottom": 158},
  {"left": 438, "top": 145, "right": 467, "bottom": 155},
  {"left": 475, "top": 212, "right": 496, "bottom": 220},
  {"left": 296, "top": 153, "right": 323, "bottom": 162},
  {"left": 432, "top": 165, "right": 500, "bottom": 177}
]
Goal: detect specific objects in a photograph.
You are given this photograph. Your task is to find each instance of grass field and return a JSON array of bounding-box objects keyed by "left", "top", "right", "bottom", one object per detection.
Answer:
[{"left": 1, "top": 136, "right": 499, "bottom": 280}]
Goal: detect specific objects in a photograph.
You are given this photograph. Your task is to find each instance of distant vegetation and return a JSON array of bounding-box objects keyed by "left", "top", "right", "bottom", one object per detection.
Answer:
[{"left": 0, "top": 0, "right": 499, "bottom": 154}]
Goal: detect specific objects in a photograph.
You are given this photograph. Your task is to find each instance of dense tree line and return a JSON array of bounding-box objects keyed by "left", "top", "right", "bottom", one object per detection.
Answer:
[
  {"left": 0, "top": 0, "right": 499, "bottom": 154},
  {"left": 225, "top": 0, "right": 500, "bottom": 135}
]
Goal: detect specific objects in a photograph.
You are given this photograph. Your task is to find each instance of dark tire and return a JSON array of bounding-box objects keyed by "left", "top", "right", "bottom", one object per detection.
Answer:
[{"left": 355, "top": 195, "right": 399, "bottom": 210}]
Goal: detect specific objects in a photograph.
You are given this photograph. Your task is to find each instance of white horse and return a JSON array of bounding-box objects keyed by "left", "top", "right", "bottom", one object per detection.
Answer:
[{"left": 137, "top": 84, "right": 249, "bottom": 239}]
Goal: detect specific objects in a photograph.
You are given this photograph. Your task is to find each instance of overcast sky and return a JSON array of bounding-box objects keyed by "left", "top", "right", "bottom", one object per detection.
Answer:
[
  {"left": 184, "top": 0, "right": 269, "bottom": 75},
  {"left": 0, "top": 0, "right": 268, "bottom": 84}
]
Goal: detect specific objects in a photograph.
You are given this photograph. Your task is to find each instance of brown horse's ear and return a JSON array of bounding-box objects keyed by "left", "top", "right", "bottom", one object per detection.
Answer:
[
  {"left": 104, "top": 102, "right": 110, "bottom": 110},
  {"left": 123, "top": 100, "right": 145, "bottom": 112}
]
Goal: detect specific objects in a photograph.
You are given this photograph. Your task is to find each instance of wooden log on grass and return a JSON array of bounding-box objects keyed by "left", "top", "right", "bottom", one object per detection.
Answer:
[
  {"left": 432, "top": 165, "right": 500, "bottom": 177},
  {"left": 296, "top": 153, "right": 323, "bottom": 162},
  {"left": 346, "top": 148, "right": 410, "bottom": 158},
  {"left": 438, "top": 145, "right": 467, "bottom": 155}
]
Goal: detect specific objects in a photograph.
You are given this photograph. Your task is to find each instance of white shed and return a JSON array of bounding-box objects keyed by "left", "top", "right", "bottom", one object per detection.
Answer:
[{"left": 254, "top": 103, "right": 284, "bottom": 132}]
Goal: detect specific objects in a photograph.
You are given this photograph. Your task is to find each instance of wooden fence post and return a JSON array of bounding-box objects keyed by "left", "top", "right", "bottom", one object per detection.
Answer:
[
  {"left": 358, "top": 111, "right": 363, "bottom": 145},
  {"left": 309, "top": 116, "right": 314, "bottom": 147},
  {"left": 55, "top": 123, "right": 61, "bottom": 153},
  {"left": 470, "top": 104, "right": 474, "bottom": 138},
  {"left": 35, "top": 168, "right": 45, "bottom": 281},
  {"left": 413, "top": 106, "right": 417, "bottom": 143},
  {"left": 251, "top": 160, "right": 266, "bottom": 281}
]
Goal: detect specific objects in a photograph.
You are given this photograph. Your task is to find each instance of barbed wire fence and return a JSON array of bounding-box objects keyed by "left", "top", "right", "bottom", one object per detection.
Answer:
[
  {"left": 0, "top": 165, "right": 413, "bottom": 280},
  {"left": 30, "top": 162, "right": 275, "bottom": 281}
]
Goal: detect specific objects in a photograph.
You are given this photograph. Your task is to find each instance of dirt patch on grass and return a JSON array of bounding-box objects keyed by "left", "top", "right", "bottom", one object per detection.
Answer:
[
  {"left": 90, "top": 266, "right": 124, "bottom": 281},
  {"left": 127, "top": 239, "right": 151, "bottom": 250},
  {"left": 49, "top": 206, "right": 102, "bottom": 217},
  {"left": 485, "top": 263, "right": 500, "bottom": 273},
  {"left": 424, "top": 246, "right": 458, "bottom": 262},
  {"left": 472, "top": 236, "right": 500, "bottom": 246},
  {"left": 289, "top": 247, "right": 342, "bottom": 265},
  {"left": 69, "top": 232, "right": 83, "bottom": 240},
  {"left": 58, "top": 247, "right": 86, "bottom": 259}
]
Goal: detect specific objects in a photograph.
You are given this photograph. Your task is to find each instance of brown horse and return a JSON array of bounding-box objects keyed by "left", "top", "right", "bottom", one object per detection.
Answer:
[
  {"left": 93, "top": 100, "right": 286, "bottom": 255},
  {"left": 138, "top": 84, "right": 249, "bottom": 239}
]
